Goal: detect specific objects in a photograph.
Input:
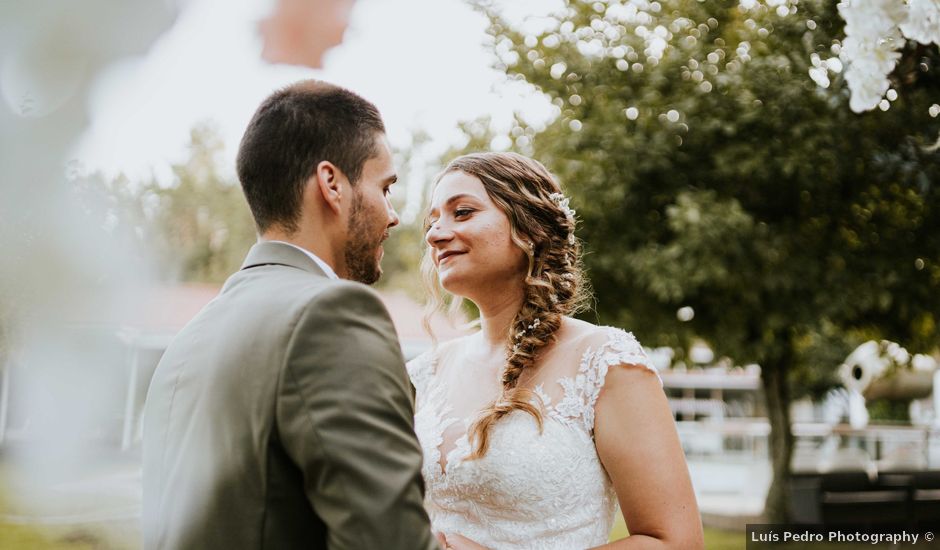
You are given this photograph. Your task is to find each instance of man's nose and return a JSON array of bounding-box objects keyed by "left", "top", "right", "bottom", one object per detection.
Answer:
[{"left": 386, "top": 200, "right": 400, "bottom": 229}]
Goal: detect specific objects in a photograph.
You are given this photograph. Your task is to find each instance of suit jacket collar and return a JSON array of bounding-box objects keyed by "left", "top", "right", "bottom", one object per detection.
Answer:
[{"left": 241, "top": 241, "right": 329, "bottom": 278}]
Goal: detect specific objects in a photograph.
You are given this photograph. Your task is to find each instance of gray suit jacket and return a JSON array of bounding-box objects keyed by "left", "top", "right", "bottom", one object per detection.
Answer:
[{"left": 142, "top": 241, "right": 437, "bottom": 550}]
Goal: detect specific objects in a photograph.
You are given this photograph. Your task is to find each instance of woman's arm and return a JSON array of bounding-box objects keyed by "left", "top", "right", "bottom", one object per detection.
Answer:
[{"left": 591, "top": 364, "right": 704, "bottom": 549}]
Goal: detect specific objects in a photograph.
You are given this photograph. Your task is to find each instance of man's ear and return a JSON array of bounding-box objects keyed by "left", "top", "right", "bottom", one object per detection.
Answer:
[{"left": 313, "top": 160, "right": 345, "bottom": 215}]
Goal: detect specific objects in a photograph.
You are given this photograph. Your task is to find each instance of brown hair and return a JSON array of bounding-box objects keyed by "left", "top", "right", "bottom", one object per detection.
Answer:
[
  {"left": 422, "top": 152, "right": 590, "bottom": 458},
  {"left": 236, "top": 80, "right": 385, "bottom": 234}
]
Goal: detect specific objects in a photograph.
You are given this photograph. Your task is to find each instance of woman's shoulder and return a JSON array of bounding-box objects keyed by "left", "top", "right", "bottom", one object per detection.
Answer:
[
  {"left": 406, "top": 334, "right": 476, "bottom": 388},
  {"left": 558, "top": 317, "right": 639, "bottom": 352},
  {"left": 405, "top": 345, "right": 442, "bottom": 392},
  {"left": 548, "top": 319, "right": 661, "bottom": 431},
  {"left": 559, "top": 318, "right": 660, "bottom": 381}
]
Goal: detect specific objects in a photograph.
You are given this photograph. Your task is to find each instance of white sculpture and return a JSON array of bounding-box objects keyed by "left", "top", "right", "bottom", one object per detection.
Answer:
[{"left": 839, "top": 340, "right": 939, "bottom": 428}]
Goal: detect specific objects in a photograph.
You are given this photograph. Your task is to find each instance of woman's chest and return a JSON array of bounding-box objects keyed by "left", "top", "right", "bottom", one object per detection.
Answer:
[{"left": 417, "top": 411, "right": 612, "bottom": 514}]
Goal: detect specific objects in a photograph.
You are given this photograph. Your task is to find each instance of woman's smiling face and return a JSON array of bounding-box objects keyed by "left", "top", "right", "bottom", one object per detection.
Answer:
[{"left": 425, "top": 170, "right": 527, "bottom": 298}]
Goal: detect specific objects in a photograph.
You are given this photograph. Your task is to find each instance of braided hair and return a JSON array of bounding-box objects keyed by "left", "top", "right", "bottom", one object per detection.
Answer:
[{"left": 421, "top": 152, "right": 590, "bottom": 458}]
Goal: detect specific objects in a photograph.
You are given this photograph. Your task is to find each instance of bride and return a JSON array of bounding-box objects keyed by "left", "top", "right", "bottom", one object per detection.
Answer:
[{"left": 408, "top": 152, "right": 703, "bottom": 549}]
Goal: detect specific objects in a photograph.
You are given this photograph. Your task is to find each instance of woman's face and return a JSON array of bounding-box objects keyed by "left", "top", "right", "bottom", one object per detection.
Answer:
[{"left": 425, "top": 171, "right": 527, "bottom": 299}]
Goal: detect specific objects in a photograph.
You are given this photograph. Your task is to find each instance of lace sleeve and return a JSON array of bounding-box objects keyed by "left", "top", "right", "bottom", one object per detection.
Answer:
[
  {"left": 405, "top": 350, "right": 435, "bottom": 397},
  {"left": 581, "top": 328, "right": 662, "bottom": 432}
]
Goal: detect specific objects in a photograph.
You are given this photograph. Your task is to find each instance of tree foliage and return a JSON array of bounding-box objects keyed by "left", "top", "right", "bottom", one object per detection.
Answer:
[
  {"left": 75, "top": 124, "right": 259, "bottom": 284},
  {"left": 375, "top": 131, "right": 438, "bottom": 295},
  {"left": 480, "top": 0, "right": 940, "bottom": 520},
  {"left": 75, "top": 124, "right": 433, "bottom": 291}
]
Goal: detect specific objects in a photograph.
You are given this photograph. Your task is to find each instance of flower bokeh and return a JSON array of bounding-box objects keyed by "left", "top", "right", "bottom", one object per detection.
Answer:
[{"left": 836, "top": 0, "right": 940, "bottom": 113}]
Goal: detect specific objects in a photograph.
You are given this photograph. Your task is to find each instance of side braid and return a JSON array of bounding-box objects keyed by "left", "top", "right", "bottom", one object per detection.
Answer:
[{"left": 421, "top": 152, "right": 591, "bottom": 459}]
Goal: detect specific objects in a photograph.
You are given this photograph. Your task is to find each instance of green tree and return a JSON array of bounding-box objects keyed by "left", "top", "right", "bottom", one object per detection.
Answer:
[
  {"left": 376, "top": 131, "right": 439, "bottom": 295},
  {"left": 147, "top": 125, "right": 257, "bottom": 283},
  {"left": 75, "top": 124, "right": 257, "bottom": 284},
  {"left": 78, "top": 123, "right": 435, "bottom": 293},
  {"left": 481, "top": 0, "right": 940, "bottom": 520}
]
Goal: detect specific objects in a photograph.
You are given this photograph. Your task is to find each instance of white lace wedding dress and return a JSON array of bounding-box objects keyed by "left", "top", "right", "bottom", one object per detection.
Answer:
[{"left": 406, "top": 327, "right": 661, "bottom": 550}]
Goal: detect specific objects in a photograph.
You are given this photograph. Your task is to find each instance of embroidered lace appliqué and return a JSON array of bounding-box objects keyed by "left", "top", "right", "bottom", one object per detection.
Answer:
[{"left": 405, "top": 327, "right": 660, "bottom": 549}]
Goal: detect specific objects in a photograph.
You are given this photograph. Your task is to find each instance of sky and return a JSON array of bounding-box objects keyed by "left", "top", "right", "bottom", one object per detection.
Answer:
[{"left": 73, "top": 0, "right": 564, "bottom": 200}]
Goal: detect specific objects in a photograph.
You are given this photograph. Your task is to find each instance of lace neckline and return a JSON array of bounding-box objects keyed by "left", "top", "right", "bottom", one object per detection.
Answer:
[
  {"left": 408, "top": 326, "right": 656, "bottom": 549},
  {"left": 419, "top": 326, "right": 651, "bottom": 477}
]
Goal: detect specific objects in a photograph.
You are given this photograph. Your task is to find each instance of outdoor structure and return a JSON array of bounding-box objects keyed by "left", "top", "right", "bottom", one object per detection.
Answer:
[
  {"left": 649, "top": 345, "right": 940, "bottom": 528},
  {"left": 782, "top": 343, "right": 940, "bottom": 525}
]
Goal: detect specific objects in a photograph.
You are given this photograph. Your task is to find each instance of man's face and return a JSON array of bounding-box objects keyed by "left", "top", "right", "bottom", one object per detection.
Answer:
[{"left": 344, "top": 136, "right": 399, "bottom": 284}]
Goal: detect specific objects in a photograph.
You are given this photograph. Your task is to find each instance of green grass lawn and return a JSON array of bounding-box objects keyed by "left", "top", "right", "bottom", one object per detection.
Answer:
[
  {"left": 610, "top": 514, "right": 744, "bottom": 549},
  {"left": 610, "top": 517, "right": 931, "bottom": 550},
  {"left": 2, "top": 518, "right": 734, "bottom": 550},
  {"left": 0, "top": 521, "right": 139, "bottom": 550},
  {"left": 0, "top": 523, "right": 98, "bottom": 550},
  {"left": 0, "top": 514, "right": 744, "bottom": 550},
  {"left": 6, "top": 519, "right": 919, "bottom": 550},
  {"left": 5, "top": 514, "right": 739, "bottom": 550},
  {"left": 0, "top": 491, "right": 136, "bottom": 550},
  {"left": 0, "top": 484, "right": 103, "bottom": 550}
]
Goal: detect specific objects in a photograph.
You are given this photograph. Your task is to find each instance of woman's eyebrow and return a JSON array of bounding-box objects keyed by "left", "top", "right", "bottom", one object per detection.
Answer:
[
  {"left": 428, "top": 193, "right": 479, "bottom": 216},
  {"left": 424, "top": 193, "right": 480, "bottom": 230}
]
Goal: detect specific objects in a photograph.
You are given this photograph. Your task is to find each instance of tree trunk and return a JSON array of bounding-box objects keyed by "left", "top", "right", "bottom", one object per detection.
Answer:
[{"left": 761, "top": 346, "right": 795, "bottom": 523}]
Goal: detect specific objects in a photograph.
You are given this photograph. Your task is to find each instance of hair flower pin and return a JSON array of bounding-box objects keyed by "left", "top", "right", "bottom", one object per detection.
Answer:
[
  {"left": 515, "top": 318, "right": 541, "bottom": 340},
  {"left": 549, "top": 192, "right": 576, "bottom": 221},
  {"left": 549, "top": 192, "right": 577, "bottom": 244}
]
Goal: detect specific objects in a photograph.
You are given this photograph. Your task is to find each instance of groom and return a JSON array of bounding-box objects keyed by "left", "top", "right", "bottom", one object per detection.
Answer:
[{"left": 142, "top": 81, "right": 439, "bottom": 550}]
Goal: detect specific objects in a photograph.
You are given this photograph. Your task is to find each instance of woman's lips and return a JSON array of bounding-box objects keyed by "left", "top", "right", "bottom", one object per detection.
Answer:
[{"left": 438, "top": 251, "right": 466, "bottom": 265}]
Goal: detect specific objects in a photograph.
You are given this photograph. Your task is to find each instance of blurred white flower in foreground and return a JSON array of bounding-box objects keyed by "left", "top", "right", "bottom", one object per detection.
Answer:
[
  {"left": 834, "top": 0, "right": 939, "bottom": 113},
  {"left": 899, "top": 0, "right": 940, "bottom": 46}
]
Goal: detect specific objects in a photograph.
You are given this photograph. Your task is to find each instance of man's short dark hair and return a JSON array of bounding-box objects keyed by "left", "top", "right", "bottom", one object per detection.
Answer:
[{"left": 236, "top": 80, "right": 385, "bottom": 233}]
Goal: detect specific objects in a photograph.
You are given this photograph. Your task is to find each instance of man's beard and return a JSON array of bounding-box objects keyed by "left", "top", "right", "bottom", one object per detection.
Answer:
[{"left": 344, "top": 191, "right": 383, "bottom": 285}]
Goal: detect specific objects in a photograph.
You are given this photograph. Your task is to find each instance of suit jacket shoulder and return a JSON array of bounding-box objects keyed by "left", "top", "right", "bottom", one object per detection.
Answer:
[{"left": 142, "top": 241, "right": 437, "bottom": 550}]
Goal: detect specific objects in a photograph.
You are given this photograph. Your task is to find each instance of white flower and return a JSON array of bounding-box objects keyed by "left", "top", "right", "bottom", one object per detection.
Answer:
[
  {"left": 835, "top": 0, "right": 940, "bottom": 112},
  {"left": 842, "top": 46, "right": 901, "bottom": 108},
  {"left": 549, "top": 192, "right": 577, "bottom": 243},
  {"left": 548, "top": 192, "right": 575, "bottom": 220},
  {"left": 809, "top": 66, "right": 831, "bottom": 88},
  {"left": 900, "top": 0, "right": 940, "bottom": 46},
  {"left": 838, "top": 0, "right": 907, "bottom": 37},
  {"left": 836, "top": 0, "right": 907, "bottom": 112}
]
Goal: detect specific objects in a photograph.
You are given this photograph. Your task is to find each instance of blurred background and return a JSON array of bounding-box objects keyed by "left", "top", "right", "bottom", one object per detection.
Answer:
[{"left": 1, "top": 0, "right": 938, "bottom": 548}]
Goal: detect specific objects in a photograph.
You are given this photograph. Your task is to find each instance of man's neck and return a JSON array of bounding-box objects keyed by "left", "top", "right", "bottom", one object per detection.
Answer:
[{"left": 260, "top": 228, "right": 341, "bottom": 276}]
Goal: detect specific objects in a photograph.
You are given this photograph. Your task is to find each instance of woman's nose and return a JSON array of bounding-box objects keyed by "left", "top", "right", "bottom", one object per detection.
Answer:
[{"left": 425, "top": 222, "right": 453, "bottom": 246}]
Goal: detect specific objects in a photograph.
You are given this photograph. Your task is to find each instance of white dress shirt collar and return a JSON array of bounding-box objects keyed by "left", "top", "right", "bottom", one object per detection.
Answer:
[{"left": 267, "top": 240, "right": 339, "bottom": 280}]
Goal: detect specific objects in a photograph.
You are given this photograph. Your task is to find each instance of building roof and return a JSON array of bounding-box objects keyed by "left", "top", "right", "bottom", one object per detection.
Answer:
[{"left": 116, "top": 284, "right": 468, "bottom": 351}]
